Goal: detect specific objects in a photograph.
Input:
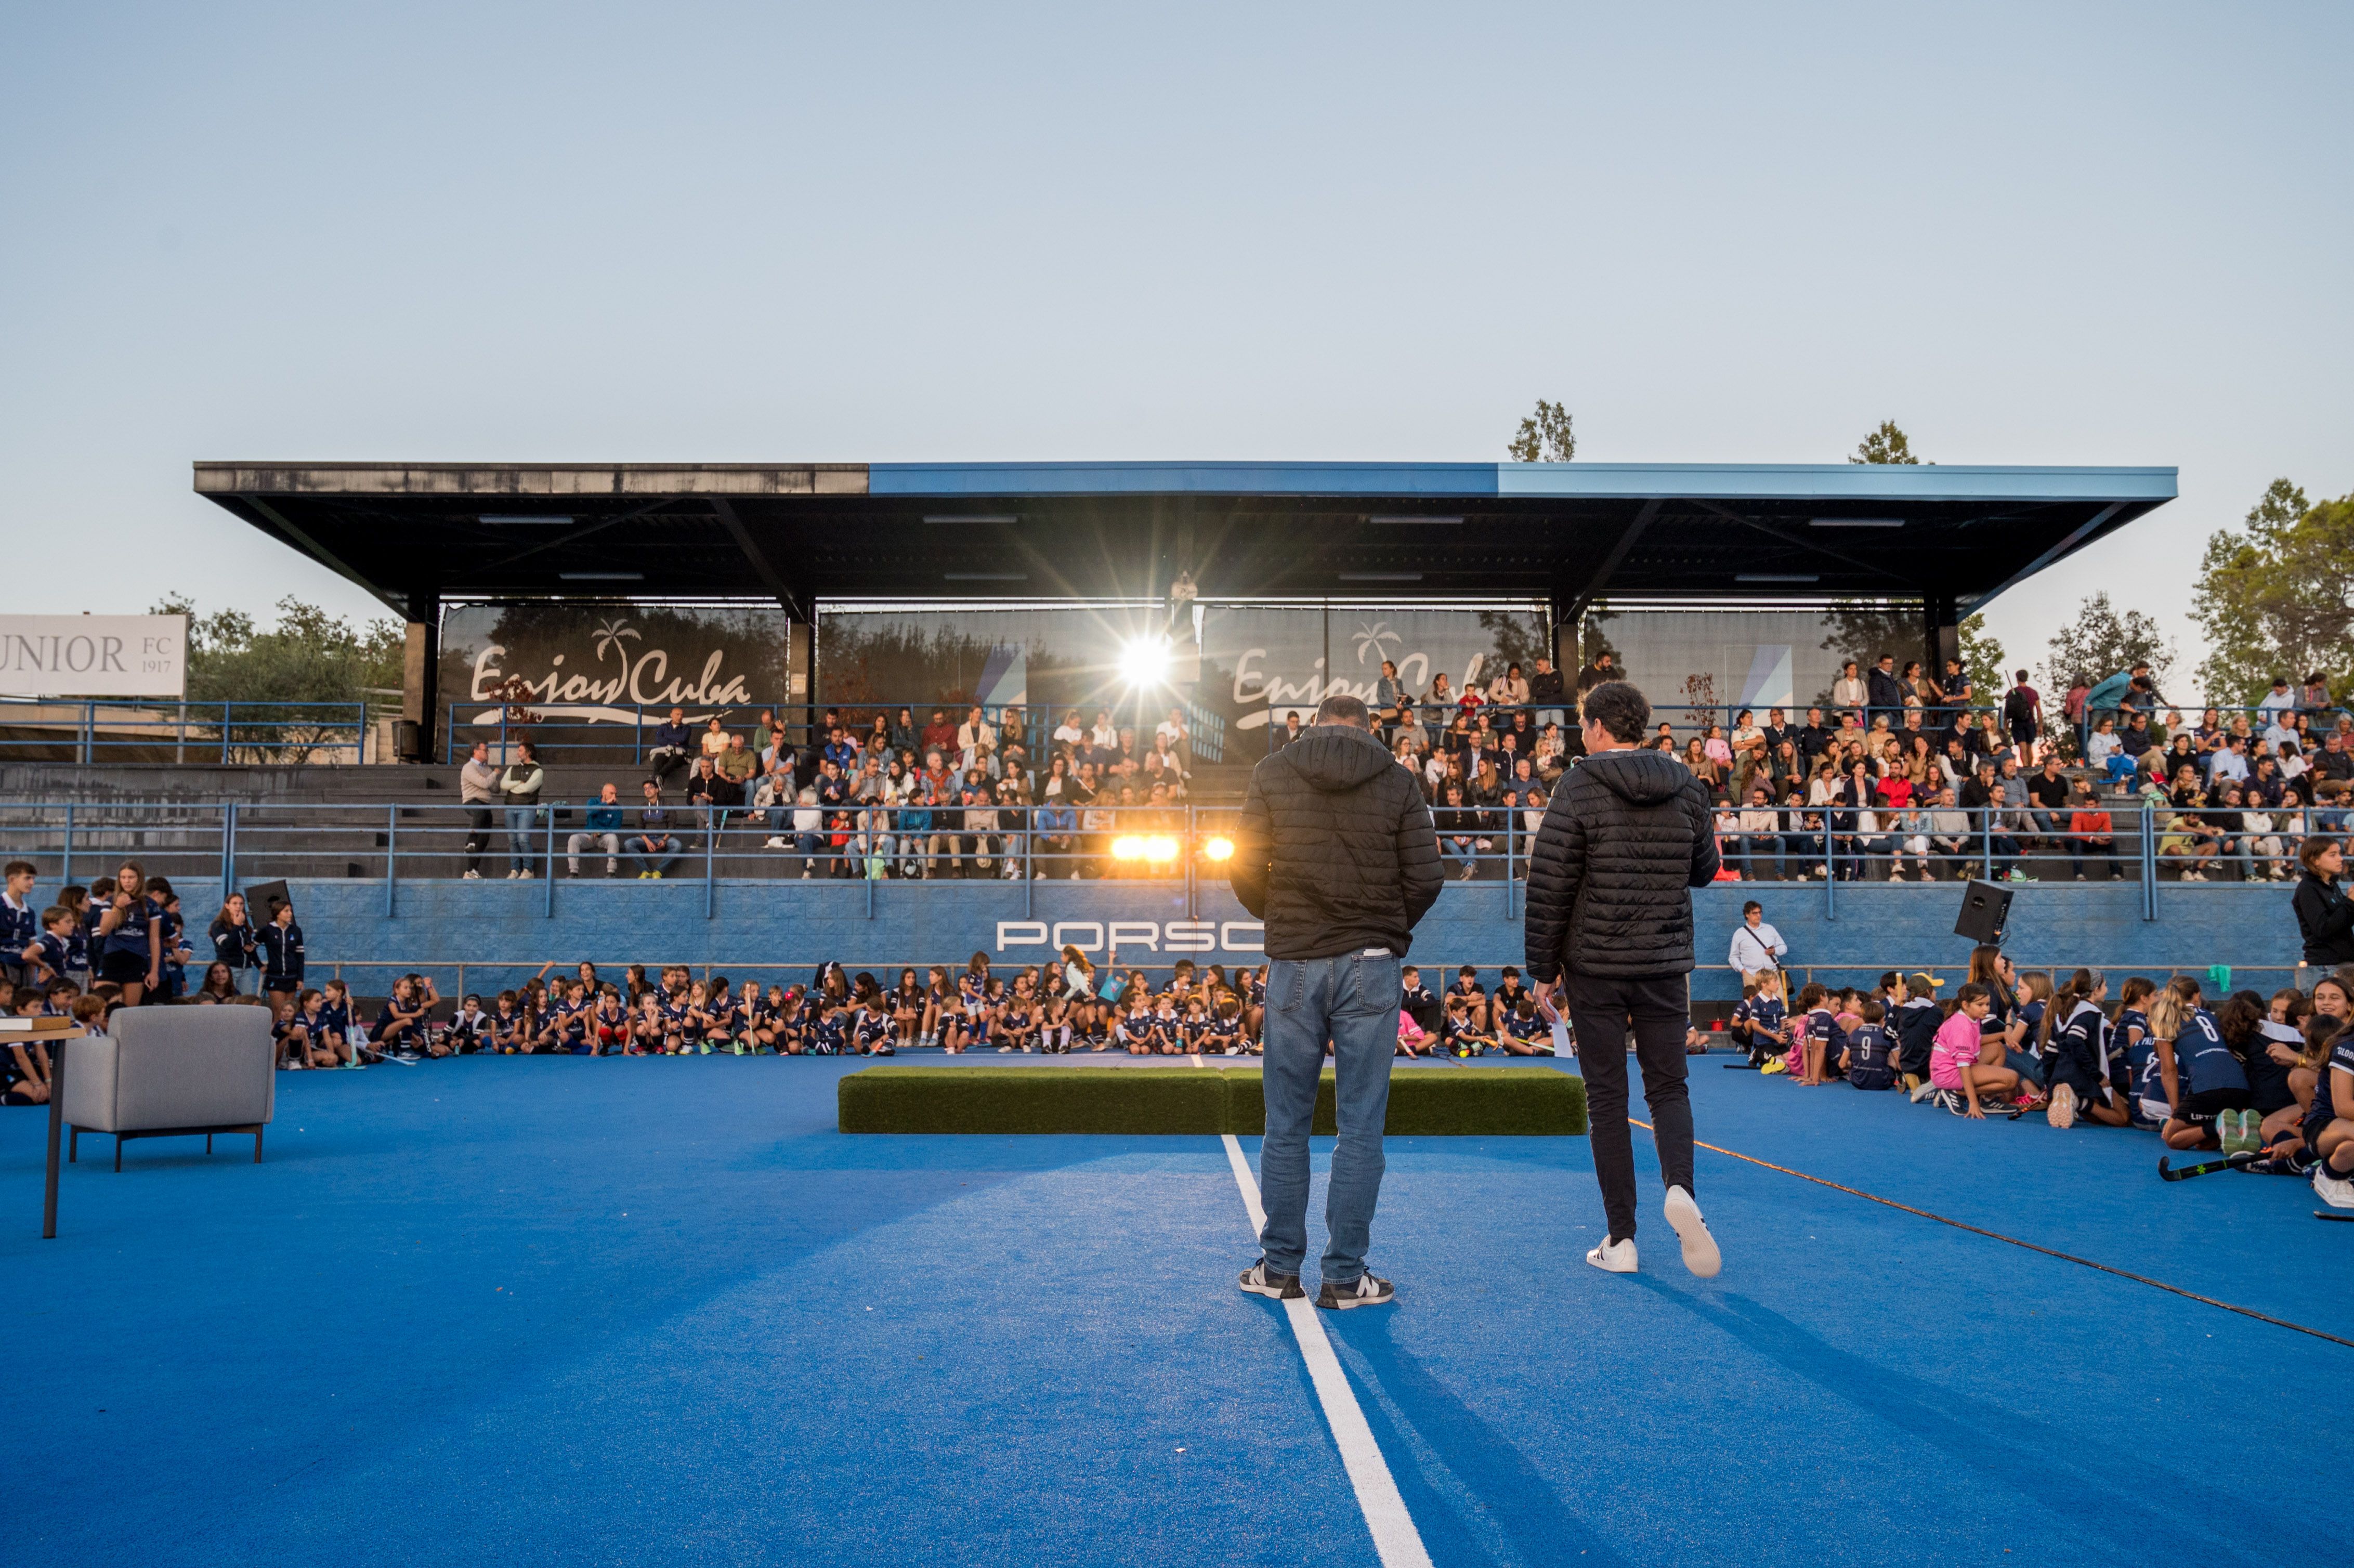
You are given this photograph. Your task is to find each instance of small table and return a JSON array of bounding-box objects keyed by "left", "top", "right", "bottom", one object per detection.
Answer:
[{"left": 15, "top": 1018, "right": 81, "bottom": 1239}]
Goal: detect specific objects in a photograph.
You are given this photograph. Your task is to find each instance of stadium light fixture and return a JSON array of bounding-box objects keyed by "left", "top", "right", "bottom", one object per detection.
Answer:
[
  {"left": 1144, "top": 835, "right": 1180, "bottom": 864},
  {"left": 1202, "top": 836, "right": 1235, "bottom": 861},
  {"left": 1110, "top": 835, "right": 1146, "bottom": 861},
  {"left": 1119, "top": 636, "right": 1172, "bottom": 688}
]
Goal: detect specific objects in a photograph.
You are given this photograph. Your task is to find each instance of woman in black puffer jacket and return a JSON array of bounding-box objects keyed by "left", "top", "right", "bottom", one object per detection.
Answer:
[{"left": 2292, "top": 836, "right": 2354, "bottom": 966}]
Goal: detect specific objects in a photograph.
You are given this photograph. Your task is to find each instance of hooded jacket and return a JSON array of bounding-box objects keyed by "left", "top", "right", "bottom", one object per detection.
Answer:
[
  {"left": 1230, "top": 723, "right": 1442, "bottom": 961},
  {"left": 1523, "top": 748, "right": 1719, "bottom": 983}
]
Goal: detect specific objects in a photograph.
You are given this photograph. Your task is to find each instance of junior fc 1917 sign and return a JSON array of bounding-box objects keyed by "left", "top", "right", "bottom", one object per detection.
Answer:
[{"left": 0, "top": 614, "right": 187, "bottom": 698}]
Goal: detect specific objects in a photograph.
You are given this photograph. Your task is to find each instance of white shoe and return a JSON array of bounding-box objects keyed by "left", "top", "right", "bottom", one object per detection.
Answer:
[
  {"left": 1585, "top": 1236, "right": 1638, "bottom": 1274},
  {"left": 463, "top": 869, "right": 480, "bottom": 879},
  {"left": 2047, "top": 1081, "right": 2077, "bottom": 1130},
  {"left": 1908, "top": 1079, "right": 1937, "bottom": 1104},
  {"left": 2316, "top": 1167, "right": 2354, "bottom": 1210},
  {"left": 504, "top": 869, "right": 519, "bottom": 879},
  {"left": 517, "top": 868, "right": 533, "bottom": 880},
  {"left": 1663, "top": 1185, "right": 1721, "bottom": 1278}
]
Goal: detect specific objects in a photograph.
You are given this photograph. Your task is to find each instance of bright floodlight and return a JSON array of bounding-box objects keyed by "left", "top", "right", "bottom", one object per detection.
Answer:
[
  {"left": 1119, "top": 636, "right": 1172, "bottom": 688},
  {"left": 1144, "top": 835, "right": 1180, "bottom": 864},
  {"left": 1110, "top": 835, "right": 1146, "bottom": 861},
  {"left": 1203, "top": 836, "right": 1235, "bottom": 861}
]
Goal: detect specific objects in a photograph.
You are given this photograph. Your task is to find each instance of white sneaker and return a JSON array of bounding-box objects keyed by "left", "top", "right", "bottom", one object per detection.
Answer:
[
  {"left": 2315, "top": 1167, "right": 2354, "bottom": 1210},
  {"left": 1663, "top": 1185, "right": 1721, "bottom": 1278},
  {"left": 1585, "top": 1236, "right": 1638, "bottom": 1274},
  {"left": 463, "top": 869, "right": 480, "bottom": 880},
  {"left": 2047, "top": 1081, "right": 2077, "bottom": 1130},
  {"left": 518, "top": 868, "right": 533, "bottom": 880},
  {"left": 1908, "top": 1079, "right": 1937, "bottom": 1104}
]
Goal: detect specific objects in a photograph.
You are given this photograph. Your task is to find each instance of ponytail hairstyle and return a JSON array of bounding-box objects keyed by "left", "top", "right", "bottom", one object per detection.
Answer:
[
  {"left": 2118, "top": 975, "right": 2156, "bottom": 1010},
  {"left": 2145, "top": 986, "right": 2185, "bottom": 1044},
  {"left": 2041, "top": 969, "right": 2102, "bottom": 1052},
  {"left": 2167, "top": 974, "right": 2203, "bottom": 1010}
]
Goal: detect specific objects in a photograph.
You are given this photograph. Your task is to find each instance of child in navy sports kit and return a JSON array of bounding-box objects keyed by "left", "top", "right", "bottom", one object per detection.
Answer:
[
  {"left": 1842, "top": 1000, "right": 1897, "bottom": 1090},
  {"left": 1744, "top": 972, "right": 1789, "bottom": 1070},
  {"left": 2159, "top": 978, "right": 2251, "bottom": 1151}
]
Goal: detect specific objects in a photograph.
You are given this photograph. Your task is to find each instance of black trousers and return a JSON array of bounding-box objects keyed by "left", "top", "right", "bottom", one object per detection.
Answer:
[
  {"left": 464, "top": 807, "right": 495, "bottom": 874},
  {"left": 1564, "top": 970, "right": 1696, "bottom": 1245}
]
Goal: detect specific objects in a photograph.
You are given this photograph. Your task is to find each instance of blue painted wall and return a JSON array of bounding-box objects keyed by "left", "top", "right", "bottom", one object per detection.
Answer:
[{"left": 271, "top": 876, "right": 2308, "bottom": 1001}]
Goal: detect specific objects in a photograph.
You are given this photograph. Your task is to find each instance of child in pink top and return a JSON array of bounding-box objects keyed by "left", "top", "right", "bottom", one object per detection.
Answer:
[{"left": 1930, "top": 983, "right": 2028, "bottom": 1117}]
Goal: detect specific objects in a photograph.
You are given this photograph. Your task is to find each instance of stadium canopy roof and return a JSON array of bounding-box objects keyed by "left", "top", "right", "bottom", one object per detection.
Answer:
[{"left": 193, "top": 460, "right": 2176, "bottom": 622}]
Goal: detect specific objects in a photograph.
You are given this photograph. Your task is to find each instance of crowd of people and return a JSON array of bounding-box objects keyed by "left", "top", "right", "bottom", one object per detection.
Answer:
[
  {"left": 455, "top": 701, "right": 1213, "bottom": 880},
  {"left": 1715, "top": 938, "right": 2354, "bottom": 1210}
]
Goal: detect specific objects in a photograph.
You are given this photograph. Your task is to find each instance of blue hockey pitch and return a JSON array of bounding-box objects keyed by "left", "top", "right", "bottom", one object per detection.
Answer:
[{"left": 6, "top": 1054, "right": 2349, "bottom": 1567}]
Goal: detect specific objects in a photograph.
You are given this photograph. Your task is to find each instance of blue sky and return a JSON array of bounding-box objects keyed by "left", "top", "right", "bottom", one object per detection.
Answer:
[{"left": 2, "top": 2, "right": 2346, "bottom": 686}]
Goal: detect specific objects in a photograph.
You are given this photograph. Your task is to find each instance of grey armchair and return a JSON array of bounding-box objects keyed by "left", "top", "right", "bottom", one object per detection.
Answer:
[{"left": 63, "top": 1004, "right": 277, "bottom": 1171}]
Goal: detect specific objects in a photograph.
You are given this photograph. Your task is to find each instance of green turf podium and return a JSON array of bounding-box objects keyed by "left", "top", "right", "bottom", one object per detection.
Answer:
[{"left": 836, "top": 1065, "right": 1586, "bottom": 1136}]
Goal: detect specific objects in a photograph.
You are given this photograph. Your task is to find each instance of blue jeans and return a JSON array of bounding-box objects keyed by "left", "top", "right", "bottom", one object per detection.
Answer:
[
  {"left": 1258, "top": 949, "right": 1400, "bottom": 1284},
  {"left": 504, "top": 806, "right": 540, "bottom": 871}
]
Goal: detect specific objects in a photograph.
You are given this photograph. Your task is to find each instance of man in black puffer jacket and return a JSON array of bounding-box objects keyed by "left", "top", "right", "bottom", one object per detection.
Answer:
[
  {"left": 1525, "top": 680, "right": 1724, "bottom": 1279},
  {"left": 1230, "top": 693, "right": 1442, "bottom": 1311}
]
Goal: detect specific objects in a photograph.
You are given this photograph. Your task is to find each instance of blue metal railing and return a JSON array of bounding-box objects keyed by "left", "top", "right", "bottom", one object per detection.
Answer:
[
  {"left": 0, "top": 697, "right": 369, "bottom": 764},
  {"left": 0, "top": 797, "right": 2324, "bottom": 932}
]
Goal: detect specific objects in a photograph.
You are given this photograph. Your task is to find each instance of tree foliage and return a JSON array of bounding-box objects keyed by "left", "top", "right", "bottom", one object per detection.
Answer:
[
  {"left": 153, "top": 595, "right": 404, "bottom": 758},
  {"left": 1507, "top": 399, "right": 1576, "bottom": 463},
  {"left": 2190, "top": 478, "right": 2354, "bottom": 705},
  {"left": 2040, "top": 591, "right": 2174, "bottom": 691},
  {"left": 1959, "top": 613, "right": 2005, "bottom": 700},
  {"left": 1849, "top": 420, "right": 1926, "bottom": 465}
]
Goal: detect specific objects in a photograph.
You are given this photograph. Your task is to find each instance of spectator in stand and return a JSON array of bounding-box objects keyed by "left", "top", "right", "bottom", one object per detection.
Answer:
[
  {"left": 207, "top": 892, "right": 258, "bottom": 994},
  {"left": 630, "top": 781, "right": 682, "bottom": 878},
  {"left": 1575, "top": 651, "right": 1619, "bottom": 702},
  {"left": 1831, "top": 660, "right": 1866, "bottom": 717},
  {"left": 2085, "top": 661, "right": 2162, "bottom": 728},
  {"left": 568, "top": 782, "right": 625, "bottom": 877},
  {"left": 2063, "top": 675, "right": 2090, "bottom": 753},
  {"left": 648, "top": 706, "right": 692, "bottom": 783},
  {"left": 2068, "top": 780, "right": 2116, "bottom": 881},
  {"left": 1530, "top": 656, "right": 1566, "bottom": 730},
  {"left": 718, "top": 733, "right": 758, "bottom": 802},
  {"left": 460, "top": 740, "right": 500, "bottom": 879},
  {"left": 499, "top": 741, "right": 545, "bottom": 879},
  {"left": 958, "top": 705, "right": 997, "bottom": 767},
  {"left": 699, "top": 716, "right": 731, "bottom": 763},
  {"left": 921, "top": 708, "right": 958, "bottom": 757},
  {"left": 1733, "top": 786, "right": 1782, "bottom": 878},
  {"left": 2004, "top": 670, "right": 2043, "bottom": 766},
  {"left": 2257, "top": 675, "right": 2297, "bottom": 729},
  {"left": 1487, "top": 661, "right": 1531, "bottom": 708},
  {"left": 2024, "top": 754, "right": 2070, "bottom": 841}
]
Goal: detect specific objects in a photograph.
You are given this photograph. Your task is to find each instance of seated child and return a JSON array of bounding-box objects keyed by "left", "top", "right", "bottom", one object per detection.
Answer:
[
  {"left": 1443, "top": 993, "right": 1495, "bottom": 1058},
  {"left": 1842, "top": 999, "right": 1896, "bottom": 1090},
  {"left": 1747, "top": 972, "right": 1790, "bottom": 1070},
  {"left": 447, "top": 993, "right": 491, "bottom": 1054},
  {"left": 591, "top": 985, "right": 629, "bottom": 1055},
  {"left": 1116, "top": 995, "right": 1155, "bottom": 1055},
  {"left": 1499, "top": 995, "right": 1553, "bottom": 1056},
  {"left": 1931, "top": 982, "right": 2026, "bottom": 1117},
  {"left": 1396, "top": 1007, "right": 1431, "bottom": 1058},
  {"left": 2302, "top": 1018, "right": 2354, "bottom": 1208}
]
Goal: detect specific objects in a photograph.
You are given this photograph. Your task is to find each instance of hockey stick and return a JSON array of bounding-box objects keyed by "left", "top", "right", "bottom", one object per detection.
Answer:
[{"left": 2156, "top": 1151, "right": 2254, "bottom": 1182}]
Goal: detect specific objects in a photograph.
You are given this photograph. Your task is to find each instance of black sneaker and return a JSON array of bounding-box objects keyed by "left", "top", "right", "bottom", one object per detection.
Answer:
[
  {"left": 1315, "top": 1272, "right": 1395, "bottom": 1310},
  {"left": 1239, "top": 1260, "right": 1304, "bottom": 1300}
]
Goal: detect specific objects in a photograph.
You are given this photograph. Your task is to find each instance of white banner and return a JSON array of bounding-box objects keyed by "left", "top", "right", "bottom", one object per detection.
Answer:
[{"left": 0, "top": 615, "right": 187, "bottom": 698}]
